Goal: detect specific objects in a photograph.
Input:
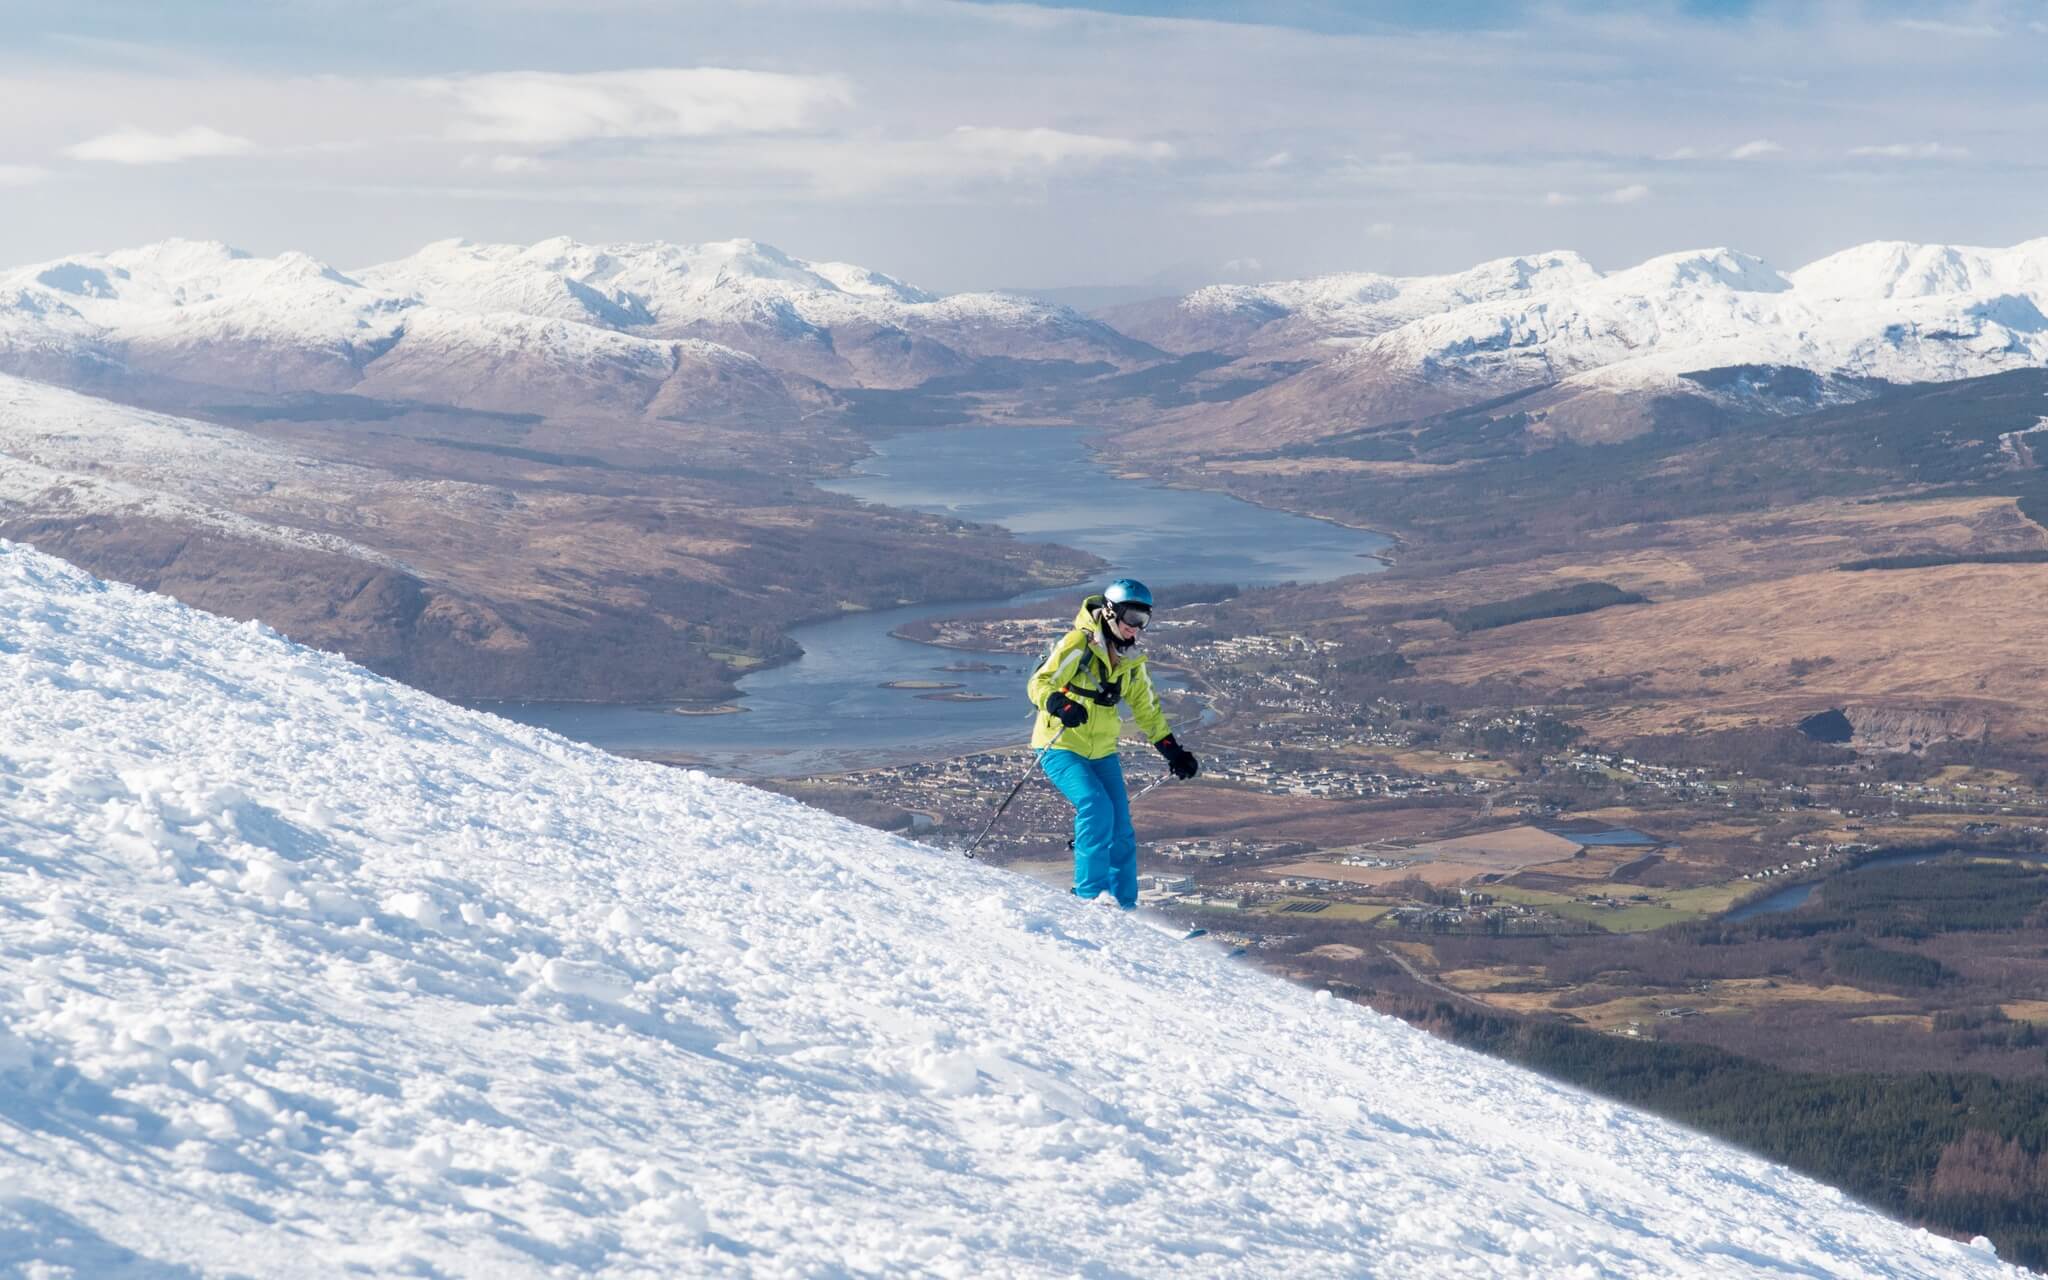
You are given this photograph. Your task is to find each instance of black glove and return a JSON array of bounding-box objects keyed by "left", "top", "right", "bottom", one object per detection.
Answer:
[
  {"left": 1044, "top": 689, "right": 1089, "bottom": 728},
  {"left": 1155, "top": 734, "right": 1199, "bottom": 780}
]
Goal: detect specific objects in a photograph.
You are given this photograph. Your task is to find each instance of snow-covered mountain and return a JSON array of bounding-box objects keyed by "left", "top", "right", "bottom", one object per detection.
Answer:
[
  {"left": 0, "top": 235, "right": 1154, "bottom": 428},
  {"left": 1139, "top": 238, "right": 2048, "bottom": 451},
  {"left": 0, "top": 539, "right": 2023, "bottom": 1277},
  {"left": 0, "top": 238, "right": 801, "bottom": 422},
  {"left": 1101, "top": 250, "right": 1604, "bottom": 358},
  {"left": 356, "top": 236, "right": 1161, "bottom": 386}
]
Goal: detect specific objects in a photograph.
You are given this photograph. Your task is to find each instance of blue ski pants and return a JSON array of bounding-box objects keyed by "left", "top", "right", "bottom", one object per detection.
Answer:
[{"left": 1041, "top": 748, "right": 1137, "bottom": 909}]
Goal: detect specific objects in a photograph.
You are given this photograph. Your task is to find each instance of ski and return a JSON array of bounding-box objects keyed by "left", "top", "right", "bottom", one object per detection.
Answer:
[{"left": 1137, "top": 915, "right": 1208, "bottom": 942}]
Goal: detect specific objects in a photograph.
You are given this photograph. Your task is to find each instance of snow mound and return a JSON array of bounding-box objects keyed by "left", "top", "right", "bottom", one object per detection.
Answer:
[{"left": 0, "top": 541, "right": 2022, "bottom": 1277}]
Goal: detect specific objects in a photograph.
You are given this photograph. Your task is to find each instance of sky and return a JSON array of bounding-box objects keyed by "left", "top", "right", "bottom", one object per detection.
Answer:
[{"left": 0, "top": 0, "right": 2043, "bottom": 294}]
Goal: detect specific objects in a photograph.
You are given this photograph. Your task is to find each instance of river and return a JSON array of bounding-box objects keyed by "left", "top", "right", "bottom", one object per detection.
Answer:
[
  {"left": 482, "top": 426, "right": 1391, "bottom": 775},
  {"left": 1724, "top": 849, "right": 2048, "bottom": 922}
]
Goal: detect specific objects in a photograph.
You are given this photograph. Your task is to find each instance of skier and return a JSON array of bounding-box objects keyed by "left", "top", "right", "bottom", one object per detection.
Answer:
[{"left": 1027, "top": 579, "right": 1199, "bottom": 910}]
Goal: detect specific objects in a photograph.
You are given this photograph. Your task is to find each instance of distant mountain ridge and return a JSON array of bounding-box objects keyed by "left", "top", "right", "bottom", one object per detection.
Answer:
[
  {"left": 1099, "top": 250, "right": 1604, "bottom": 358},
  {"left": 0, "top": 236, "right": 1159, "bottom": 422},
  {"left": 6, "top": 233, "right": 2045, "bottom": 446},
  {"left": 357, "top": 236, "right": 1161, "bottom": 387},
  {"left": 1121, "top": 238, "right": 2048, "bottom": 452}
]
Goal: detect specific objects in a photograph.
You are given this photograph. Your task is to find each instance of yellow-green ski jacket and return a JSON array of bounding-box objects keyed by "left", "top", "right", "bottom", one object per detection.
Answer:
[{"left": 1027, "top": 601, "right": 1172, "bottom": 758}]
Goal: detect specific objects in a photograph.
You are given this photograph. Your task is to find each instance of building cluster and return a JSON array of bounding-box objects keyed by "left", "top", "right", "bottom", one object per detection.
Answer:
[
  {"left": 1383, "top": 899, "right": 1562, "bottom": 935},
  {"left": 1202, "top": 752, "right": 1449, "bottom": 800},
  {"left": 1148, "top": 837, "right": 1300, "bottom": 865}
]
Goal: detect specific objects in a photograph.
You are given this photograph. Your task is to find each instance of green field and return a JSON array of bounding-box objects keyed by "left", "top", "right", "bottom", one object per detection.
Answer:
[{"left": 1489, "top": 880, "right": 1751, "bottom": 933}]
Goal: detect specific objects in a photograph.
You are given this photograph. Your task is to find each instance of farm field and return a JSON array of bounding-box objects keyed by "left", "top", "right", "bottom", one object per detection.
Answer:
[{"left": 1485, "top": 880, "right": 1753, "bottom": 932}]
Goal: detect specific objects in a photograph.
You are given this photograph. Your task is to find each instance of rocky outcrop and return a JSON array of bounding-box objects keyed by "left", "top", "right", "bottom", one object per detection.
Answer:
[{"left": 1843, "top": 703, "right": 1990, "bottom": 753}]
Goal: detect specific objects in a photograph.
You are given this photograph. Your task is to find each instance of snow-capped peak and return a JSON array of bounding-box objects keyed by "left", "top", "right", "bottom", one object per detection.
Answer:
[
  {"left": 0, "top": 539, "right": 2023, "bottom": 1277},
  {"left": 1789, "top": 237, "right": 2048, "bottom": 301},
  {"left": 1602, "top": 246, "right": 1791, "bottom": 295},
  {"left": 355, "top": 234, "right": 941, "bottom": 330},
  {"left": 3, "top": 239, "right": 367, "bottom": 315},
  {"left": 104, "top": 236, "right": 250, "bottom": 275},
  {"left": 1183, "top": 249, "right": 1601, "bottom": 320}
]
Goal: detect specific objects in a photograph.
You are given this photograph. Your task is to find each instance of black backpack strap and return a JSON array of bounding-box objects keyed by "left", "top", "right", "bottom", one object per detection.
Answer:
[{"left": 1068, "top": 648, "right": 1122, "bottom": 707}]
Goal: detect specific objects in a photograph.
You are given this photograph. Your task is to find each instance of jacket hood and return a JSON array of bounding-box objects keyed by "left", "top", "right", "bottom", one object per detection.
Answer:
[{"left": 1070, "top": 601, "right": 1147, "bottom": 665}]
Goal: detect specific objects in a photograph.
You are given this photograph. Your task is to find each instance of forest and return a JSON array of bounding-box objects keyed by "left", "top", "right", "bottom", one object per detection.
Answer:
[{"left": 1395, "top": 996, "right": 2048, "bottom": 1269}]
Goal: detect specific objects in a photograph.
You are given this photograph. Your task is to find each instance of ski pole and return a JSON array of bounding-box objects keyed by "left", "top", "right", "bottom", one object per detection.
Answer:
[
  {"left": 961, "top": 726, "right": 1066, "bottom": 860},
  {"left": 1129, "top": 770, "right": 1173, "bottom": 803},
  {"left": 1129, "top": 731, "right": 1198, "bottom": 803}
]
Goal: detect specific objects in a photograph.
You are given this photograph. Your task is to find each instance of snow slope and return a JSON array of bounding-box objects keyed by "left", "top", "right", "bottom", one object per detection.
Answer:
[
  {"left": 0, "top": 542, "right": 2023, "bottom": 1277},
  {"left": 0, "top": 372, "right": 408, "bottom": 568}
]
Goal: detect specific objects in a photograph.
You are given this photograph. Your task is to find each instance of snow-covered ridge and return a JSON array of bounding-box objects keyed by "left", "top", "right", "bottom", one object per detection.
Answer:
[
  {"left": 355, "top": 234, "right": 1140, "bottom": 357},
  {"left": 353, "top": 235, "right": 937, "bottom": 330},
  {"left": 1132, "top": 237, "right": 2048, "bottom": 446},
  {"left": 0, "top": 237, "right": 787, "bottom": 413},
  {"left": 1178, "top": 250, "right": 1602, "bottom": 341},
  {"left": 1184, "top": 238, "right": 2048, "bottom": 409},
  {"left": 0, "top": 235, "right": 1144, "bottom": 402},
  {"left": 0, "top": 540, "right": 2021, "bottom": 1277}
]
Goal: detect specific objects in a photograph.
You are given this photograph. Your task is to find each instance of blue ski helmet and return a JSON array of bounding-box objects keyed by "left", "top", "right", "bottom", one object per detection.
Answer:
[{"left": 1104, "top": 578, "right": 1153, "bottom": 612}]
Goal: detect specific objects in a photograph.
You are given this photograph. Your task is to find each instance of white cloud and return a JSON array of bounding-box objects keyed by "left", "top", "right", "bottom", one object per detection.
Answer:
[
  {"left": 1256, "top": 150, "right": 1293, "bottom": 169},
  {"left": 1847, "top": 141, "right": 1971, "bottom": 159},
  {"left": 423, "top": 68, "right": 850, "bottom": 145},
  {"left": 0, "top": 164, "right": 50, "bottom": 186},
  {"left": 1365, "top": 221, "right": 1393, "bottom": 237},
  {"left": 64, "top": 125, "right": 255, "bottom": 165},
  {"left": 1543, "top": 190, "right": 1578, "bottom": 207},
  {"left": 1221, "top": 256, "right": 1263, "bottom": 274},
  {"left": 1896, "top": 18, "right": 2000, "bottom": 37},
  {"left": 945, "top": 126, "right": 1174, "bottom": 173},
  {"left": 1602, "top": 183, "right": 1652, "bottom": 204},
  {"left": 1666, "top": 140, "right": 1780, "bottom": 162}
]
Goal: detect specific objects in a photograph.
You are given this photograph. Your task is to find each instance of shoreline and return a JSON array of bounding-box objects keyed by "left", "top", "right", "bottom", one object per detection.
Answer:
[{"left": 1082, "top": 431, "right": 1408, "bottom": 565}]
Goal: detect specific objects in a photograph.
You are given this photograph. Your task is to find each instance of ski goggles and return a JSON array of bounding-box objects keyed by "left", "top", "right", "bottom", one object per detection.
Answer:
[{"left": 1111, "top": 605, "right": 1150, "bottom": 630}]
